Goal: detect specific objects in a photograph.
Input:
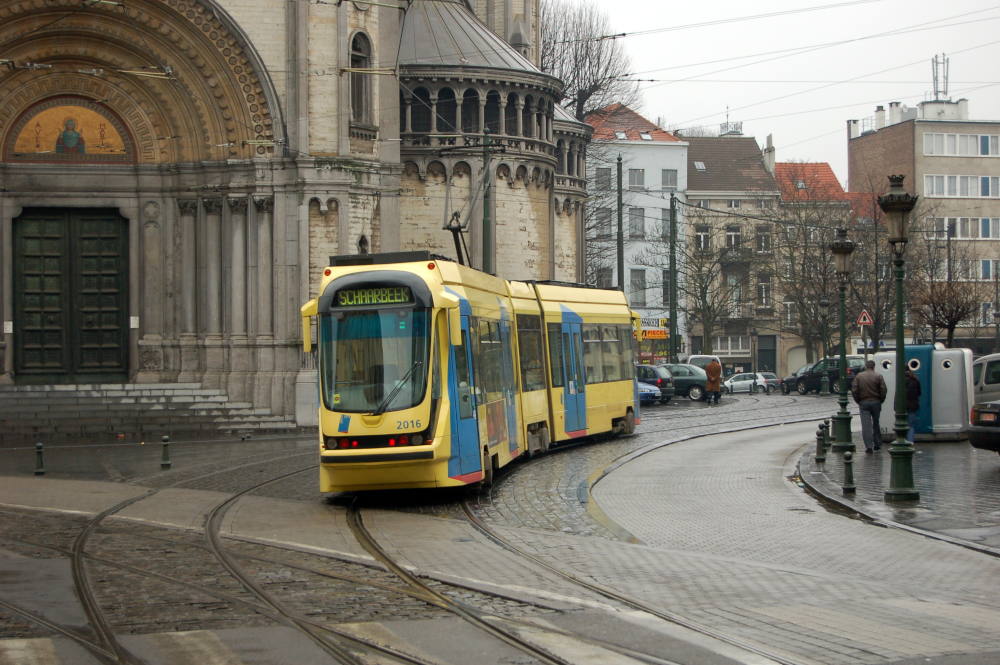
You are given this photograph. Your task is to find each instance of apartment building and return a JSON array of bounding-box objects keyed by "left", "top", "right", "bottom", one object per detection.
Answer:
[{"left": 848, "top": 98, "right": 1000, "bottom": 353}]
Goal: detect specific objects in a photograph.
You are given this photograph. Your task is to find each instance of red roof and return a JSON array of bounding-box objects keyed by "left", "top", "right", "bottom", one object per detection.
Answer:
[
  {"left": 774, "top": 162, "right": 847, "bottom": 202},
  {"left": 844, "top": 191, "right": 881, "bottom": 221},
  {"left": 584, "top": 104, "right": 680, "bottom": 142}
]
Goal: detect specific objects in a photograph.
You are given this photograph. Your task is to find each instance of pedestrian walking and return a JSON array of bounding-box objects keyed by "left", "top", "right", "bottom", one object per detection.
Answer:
[
  {"left": 705, "top": 358, "right": 722, "bottom": 405},
  {"left": 850, "top": 359, "right": 887, "bottom": 453},
  {"left": 905, "top": 368, "right": 921, "bottom": 444}
]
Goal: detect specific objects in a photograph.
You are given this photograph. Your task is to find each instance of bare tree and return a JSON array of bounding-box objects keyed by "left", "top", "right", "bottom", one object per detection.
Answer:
[
  {"left": 907, "top": 215, "right": 989, "bottom": 347},
  {"left": 539, "top": 0, "right": 641, "bottom": 121}
]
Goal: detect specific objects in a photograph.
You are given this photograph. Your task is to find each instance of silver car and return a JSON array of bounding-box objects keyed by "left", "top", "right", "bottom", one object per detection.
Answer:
[{"left": 972, "top": 353, "right": 1000, "bottom": 404}]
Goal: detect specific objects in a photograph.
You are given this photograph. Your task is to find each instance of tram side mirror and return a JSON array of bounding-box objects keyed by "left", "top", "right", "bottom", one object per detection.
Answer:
[{"left": 300, "top": 299, "right": 318, "bottom": 352}]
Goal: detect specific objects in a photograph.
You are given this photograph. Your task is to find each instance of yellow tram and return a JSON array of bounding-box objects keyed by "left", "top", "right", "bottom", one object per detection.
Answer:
[{"left": 301, "top": 252, "right": 639, "bottom": 491}]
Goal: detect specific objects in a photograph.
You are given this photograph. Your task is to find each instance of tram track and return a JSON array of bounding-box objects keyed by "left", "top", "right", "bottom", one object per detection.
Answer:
[
  {"left": 460, "top": 495, "right": 806, "bottom": 665},
  {"left": 345, "top": 500, "right": 687, "bottom": 665}
]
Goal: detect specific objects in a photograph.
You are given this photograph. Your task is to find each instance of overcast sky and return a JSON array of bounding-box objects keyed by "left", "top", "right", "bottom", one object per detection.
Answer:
[{"left": 569, "top": 0, "right": 1000, "bottom": 188}]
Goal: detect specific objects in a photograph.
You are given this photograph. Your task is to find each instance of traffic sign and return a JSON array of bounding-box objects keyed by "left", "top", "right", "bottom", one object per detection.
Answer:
[{"left": 856, "top": 309, "right": 873, "bottom": 326}]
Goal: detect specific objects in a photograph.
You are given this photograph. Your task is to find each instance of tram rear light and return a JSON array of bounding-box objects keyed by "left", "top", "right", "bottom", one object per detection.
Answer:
[
  {"left": 388, "top": 438, "right": 396, "bottom": 446},
  {"left": 400, "top": 435, "right": 410, "bottom": 445},
  {"left": 427, "top": 262, "right": 435, "bottom": 270},
  {"left": 351, "top": 440, "right": 359, "bottom": 448},
  {"left": 324, "top": 268, "right": 331, "bottom": 276},
  {"left": 339, "top": 438, "right": 349, "bottom": 449}
]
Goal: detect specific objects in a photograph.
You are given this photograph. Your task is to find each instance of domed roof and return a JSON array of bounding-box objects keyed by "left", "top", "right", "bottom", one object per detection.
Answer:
[{"left": 399, "top": 0, "right": 539, "bottom": 73}]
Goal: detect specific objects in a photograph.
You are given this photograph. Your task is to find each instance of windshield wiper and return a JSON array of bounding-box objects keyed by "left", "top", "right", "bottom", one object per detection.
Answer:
[{"left": 370, "top": 361, "right": 423, "bottom": 416}]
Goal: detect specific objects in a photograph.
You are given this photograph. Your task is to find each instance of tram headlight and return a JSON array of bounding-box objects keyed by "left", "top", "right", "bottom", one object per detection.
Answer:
[{"left": 411, "top": 434, "right": 423, "bottom": 445}]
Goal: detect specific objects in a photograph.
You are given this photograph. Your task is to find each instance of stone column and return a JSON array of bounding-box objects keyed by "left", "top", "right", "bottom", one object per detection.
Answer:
[
  {"left": 202, "top": 197, "right": 224, "bottom": 387},
  {"left": 254, "top": 197, "right": 274, "bottom": 338},
  {"left": 429, "top": 92, "right": 439, "bottom": 133},
  {"left": 177, "top": 199, "right": 199, "bottom": 381},
  {"left": 403, "top": 96, "right": 412, "bottom": 133},
  {"left": 498, "top": 97, "right": 507, "bottom": 135},
  {"left": 515, "top": 100, "right": 524, "bottom": 137},
  {"left": 138, "top": 201, "right": 164, "bottom": 381},
  {"left": 479, "top": 97, "right": 487, "bottom": 135},
  {"left": 227, "top": 197, "right": 250, "bottom": 400}
]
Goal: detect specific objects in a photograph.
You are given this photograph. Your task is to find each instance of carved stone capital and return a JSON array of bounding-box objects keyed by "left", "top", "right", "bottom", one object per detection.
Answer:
[
  {"left": 227, "top": 197, "right": 248, "bottom": 214},
  {"left": 177, "top": 199, "right": 198, "bottom": 216},
  {"left": 202, "top": 198, "right": 223, "bottom": 214},
  {"left": 254, "top": 196, "right": 274, "bottom": 213}
]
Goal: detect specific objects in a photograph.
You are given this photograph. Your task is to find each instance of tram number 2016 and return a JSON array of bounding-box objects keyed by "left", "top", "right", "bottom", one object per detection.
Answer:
[{"left": 396, "top": 419, "right": 421, "bottom": 430}]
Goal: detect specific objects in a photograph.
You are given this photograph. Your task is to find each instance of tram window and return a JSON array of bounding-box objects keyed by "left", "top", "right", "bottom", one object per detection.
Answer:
[
  {"left": 603, "top": 325, "right": 622, "bottom": 381},
  {"left": 583, "top": 324, "right": 604, "bottom": 384},
  {"left": 517, "top": 315, "right": 546, "bottom": 391},
  {"left": 572, "top": 331, "right": 587, "bottom": 387},
  {"left": 547, "top": 323, "right": 564, "bottom": 387},
  {"left": 432, "top": 313, "right": 442, "bottom": 400},
  {"left": 622, "top": 324, "right": 637, "bottom": 378},
  {"left": 476, "top": 318, "right": 503, "bottom": 399}
]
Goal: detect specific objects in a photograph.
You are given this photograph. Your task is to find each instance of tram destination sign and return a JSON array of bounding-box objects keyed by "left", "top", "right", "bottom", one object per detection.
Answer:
[{"left": 335, "top": 285, "right": 413, "bottom": 307}]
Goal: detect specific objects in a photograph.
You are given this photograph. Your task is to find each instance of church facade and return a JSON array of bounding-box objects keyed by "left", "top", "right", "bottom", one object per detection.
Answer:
[{"left": 0, "top": 0, "right": 589, "bottom": 424}]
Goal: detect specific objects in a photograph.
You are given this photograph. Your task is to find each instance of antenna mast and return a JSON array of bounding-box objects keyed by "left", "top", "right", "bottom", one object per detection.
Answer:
[{"left": 932, "top": 53, "right": 949, "bottom": 101}]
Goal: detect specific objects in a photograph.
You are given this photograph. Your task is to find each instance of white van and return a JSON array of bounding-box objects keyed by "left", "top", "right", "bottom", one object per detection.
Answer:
[{"left": 972, "top": 353, "right": 1000, "bottom": 404}]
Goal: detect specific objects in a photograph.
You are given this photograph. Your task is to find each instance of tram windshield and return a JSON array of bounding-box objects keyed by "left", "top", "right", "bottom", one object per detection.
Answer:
[{"left": 319, "top": 308, "right": 430, "bottom": 413}]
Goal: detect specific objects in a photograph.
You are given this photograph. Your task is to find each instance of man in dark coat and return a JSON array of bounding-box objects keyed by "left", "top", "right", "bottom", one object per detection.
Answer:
[{"left": 851, "top": 360, "right": 887, "bottom": 452}]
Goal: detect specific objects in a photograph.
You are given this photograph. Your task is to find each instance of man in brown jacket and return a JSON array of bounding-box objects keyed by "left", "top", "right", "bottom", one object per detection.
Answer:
[
  {"left": 851, "top": 360, "right": 887, "bottom": 452},
  {"left": 705, "top": 358, "right": 722, "bottom": 405}
]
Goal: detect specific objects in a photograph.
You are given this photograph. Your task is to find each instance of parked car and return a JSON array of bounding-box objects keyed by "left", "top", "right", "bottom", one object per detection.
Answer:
[
  {"left": 780, "top": 364, "right": 811, "bottom": 395},
  {"left": 972, "top": 353, "right": 1000, "bottom": 404},
  {"left": 636, "top": 364, "right": 674, "bottom": 403},
  {"left": 659, "top": 363, "right": 708, "bottom": 401},
  {"left": 967, "top": 400, "right": 1000, "bottom": 453},
  {"left": 725, "top": 372, "right": 778, "bottom": 394},
  {"left": 793, "top": 355, "right": 866, "bottom": 394},
  {"left": 637, "top": 381, "right": 662, "bottom": 406},
  {"left": 687, "top": 354, "right": 723, "bottom": 375}
]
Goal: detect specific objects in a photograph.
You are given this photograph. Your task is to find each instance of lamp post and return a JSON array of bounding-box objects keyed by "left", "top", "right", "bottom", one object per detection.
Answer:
[
  {"left": 829, "top": 228, "right": 855, "bottom": 451},
  {"left": 818, "top": 299, "right": 831, "bottom": 396},
  {"left": 878, "top": 175, "right": 919, "bottom": 502}
]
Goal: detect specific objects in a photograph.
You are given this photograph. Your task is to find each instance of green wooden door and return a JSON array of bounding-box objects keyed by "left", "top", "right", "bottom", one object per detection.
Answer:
[{"left": 14, "top": 209, "right": 129, "bottom": 383}]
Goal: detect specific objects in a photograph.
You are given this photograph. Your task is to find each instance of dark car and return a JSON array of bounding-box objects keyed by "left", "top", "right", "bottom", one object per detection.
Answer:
[
  {"left": 637, "top": 381, "right": 662, "bottom": 406},
  {"left": 780, "top": 364, "right": 811, "bottom": 395},
  {"left": 636, "top": 364, "right": 674, "bottom": 403},
  {"left": 968, "top": 400, "right": 1000, "bottom": 453},
  {"left": 659, "top": 363, "right": 708, "bottom": 401},
  {"left": 793, "top": 355, "right": 866, "bottom": 395}
]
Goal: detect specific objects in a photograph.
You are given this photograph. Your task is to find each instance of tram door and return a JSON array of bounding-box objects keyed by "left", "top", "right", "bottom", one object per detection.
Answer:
[
  {"left": 452, "top": 316, "right": 481, "bottom": 474},
  {"left": 562, "top": 322, "right": 587, "bottom": 434}
]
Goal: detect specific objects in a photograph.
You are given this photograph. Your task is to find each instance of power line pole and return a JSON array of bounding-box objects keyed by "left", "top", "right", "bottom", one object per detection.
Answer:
[
  {"left": 482, "top": 131, "right": 494, "bottom": 275},
  {"left": 669, "top": 192, "right": 678, "bottom": 362},
  {"left": 617, "top": 154, "right": 624, "bottom": 291}
]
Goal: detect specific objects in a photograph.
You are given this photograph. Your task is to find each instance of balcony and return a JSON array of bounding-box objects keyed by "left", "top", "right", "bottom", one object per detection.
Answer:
[{"left": 719, "top": 247, "right": 754, "bottom": 266}]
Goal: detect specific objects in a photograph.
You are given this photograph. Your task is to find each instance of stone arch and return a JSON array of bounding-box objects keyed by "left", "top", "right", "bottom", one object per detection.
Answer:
[
  {"left": 453, "top": 161, "right": 472, "bottom": 178},
  {"left": 461, "top": 89, "right": 480, "bottom": 134},
  {"left": 504, "top": 92, "right": 519, "bottom": 135},
  {"left": 531, "top": 167, "right": 541, "bottom": 185},
  {"left": 410, "top": 87, "right": 432, "bottom": 132},
  {"left": 402, "top": 161, "right": 420, "bottom": 178},
  {"left": 515, "top": 165, "right": 528, "bottom": 183},
  {"left": 496, "top": 163, "right": 511, "bottom": 181},
  {"left": 436, "top": 87, "right": 457, "bottom": 133},
  {"left": 522, "top": 94, "right": 534, "bottom": 138},
  {"left": 0, "top": 0, "right": 283, "bottom": 163},
  {"left": 426, "top": 160, "right": 446, "bottom": 181},
  {"left": 485, "top": 90, "right": 501, "bottom": 134}
]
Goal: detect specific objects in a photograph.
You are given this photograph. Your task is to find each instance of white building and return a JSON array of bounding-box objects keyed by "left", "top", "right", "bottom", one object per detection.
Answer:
[{"left": 584, "top": 104, "right": 688, "bottom": 362}]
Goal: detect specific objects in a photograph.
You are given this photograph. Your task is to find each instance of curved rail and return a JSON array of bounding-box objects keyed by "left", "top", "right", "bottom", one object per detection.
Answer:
[{"left": 346, "top": 500, "right": 587, "bottom": 665}]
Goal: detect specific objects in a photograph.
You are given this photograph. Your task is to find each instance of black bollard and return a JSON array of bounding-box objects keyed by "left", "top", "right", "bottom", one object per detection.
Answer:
[
  {"left": 815, "top": 424, "right": 826, "bottom": 463},
  {"left": 820, "top": 421, "right": 830, "bottom": 451},
  {"left": 842, "top": 451, "right": 856, "bottom": 495},
  {"left": 34, "top": 442, "right": 45, "bottom": 476},
  {"left": 161, "top": 435, "right": 172, "bottom": 470}
]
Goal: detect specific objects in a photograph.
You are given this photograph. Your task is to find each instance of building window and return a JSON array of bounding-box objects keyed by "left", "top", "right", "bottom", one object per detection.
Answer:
[
  {"left": 923, "top": 132, "right": 1000, "bottom": 156},
  {"left": 640, "top": 132, "right": 652, "bottom": 141},
  {"left": 629, "top": 207, "right": 645, "bottom": 238},
  {"left": 694, "top": 161, "right": 706, "bottom": 171},
  {"left": 596, "top": 167, "right": 611, "bottom": 191},
  {"left": 628, "top": 168, "right": 645, "bottom": 191},
  {"left": 697, "top": 199, "right": 710, "bottom": 208},
  {"left": 615, "top": 131, "right": 627, "bottom": 140},
  {"left": 595, "top": 266, "right": 613, "bottom": 289},
  {"left": 757, "top": 199, "right": 773, "bottom": 209},
  {"left": 795, "top": 180, "right": 807, "bottom": 190},
  {"left": 350, "top": 33, "right": 372, "bottom": 124},
  {"left": 725, "top": 225, "right": 742, "bottom": 248},
  {"left": 593, "top": 207, "right": 612, "bottom": 238},
  {"left": 784, "top": 301, "right": 798, "bottom": 326},
  {"left": 983, "top": 259, "right": 996, "bottom": 281},
  {"left": 924, "top": 174, "right": 1000, "bottom": 198},
  {"left": 728, "top": 199, "right": 741, "bottom": 208},
  {"left": 695, "top": 225, "right": 710, "bottom": 251},
  {"left": 756, "top": 225, "right": 772, "bottom": 253},
  {"left": 984, "top": 302, "right": 995, "bottom": 326},
  {"left": 757, "top": 275, "right": 772, "bottom": 306},
  {"left": 629, "top": 269, "right": 647, "bottom": 307},
  {"left": 661, "top": 169, "right": 677, "bottom": 190}
]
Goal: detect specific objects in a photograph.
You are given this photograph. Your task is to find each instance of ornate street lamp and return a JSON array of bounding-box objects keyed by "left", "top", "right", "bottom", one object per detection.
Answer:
[
  {"left": 829, "top": 228, "right": 855, "bottom": 450},
  {"left": 878, "top": 175, "right": 919, "bottom": 501}
]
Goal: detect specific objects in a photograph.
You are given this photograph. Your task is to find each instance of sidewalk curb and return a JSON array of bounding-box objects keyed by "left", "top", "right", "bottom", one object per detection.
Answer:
[{"left": 797, "top": 450, "right": 1000, "bottom": 559}]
